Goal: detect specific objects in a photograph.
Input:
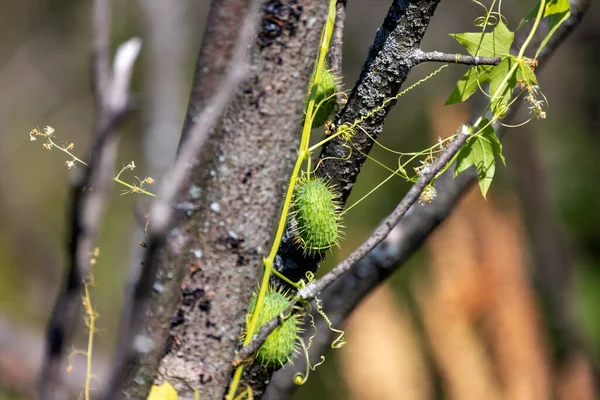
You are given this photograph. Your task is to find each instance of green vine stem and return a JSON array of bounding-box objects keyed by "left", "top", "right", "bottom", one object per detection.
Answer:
[{"left": 226, "top": 1, "right": 337, "bottom": 398}]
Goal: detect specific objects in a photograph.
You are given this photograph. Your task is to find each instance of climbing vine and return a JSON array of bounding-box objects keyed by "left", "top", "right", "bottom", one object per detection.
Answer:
[{"left": 227, "top": 0, "right": 571, "bottom": 398}]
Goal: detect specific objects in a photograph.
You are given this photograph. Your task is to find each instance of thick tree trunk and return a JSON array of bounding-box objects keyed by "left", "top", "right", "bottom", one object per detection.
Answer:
[{"left": 120, "top": 1, "right": 329, "bottom": 398}]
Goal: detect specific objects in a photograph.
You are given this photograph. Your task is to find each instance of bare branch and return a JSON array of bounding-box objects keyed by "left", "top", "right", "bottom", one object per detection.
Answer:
[
  {"left": 233, "top": 128, "right": 470, "bottom": 365},
  {"left": 412, "top": 49, "right": 500, "bottom": 66},
  {"left": 38, "top": 2, "right": 141, "bottom": 396},
  {"left": 108, "top": 38, "right": 141, "bottom": 113}
]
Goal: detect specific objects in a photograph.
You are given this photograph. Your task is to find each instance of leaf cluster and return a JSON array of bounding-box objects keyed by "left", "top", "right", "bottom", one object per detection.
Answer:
[{"left": 446, "top": 0, "right": 570, "bottom": 196}]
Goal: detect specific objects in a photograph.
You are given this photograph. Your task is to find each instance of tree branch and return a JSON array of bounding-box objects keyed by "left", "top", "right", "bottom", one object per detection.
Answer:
[
  {"left": 91, "top": 0, "right": 111, "bottom": 105},
  {"left": 321, "top": 0, "right": 440, "bottom": 202},
  {"left": 412, "top": 49, "right": 500, "bottom": 66},
  {"left": 299, "top": 127, "right": 469, "bottom": 299},
  {"left": 38, "top": 1, "right": 141, "bottom": 395}
]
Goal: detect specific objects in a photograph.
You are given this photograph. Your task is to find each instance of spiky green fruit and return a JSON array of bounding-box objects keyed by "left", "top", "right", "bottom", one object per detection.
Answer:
[
  {"left": 304, "top": 67, "right": 337, "bottom": 128},
  {"left": 291, "top": 176, "right": 341, "bottom": 253},
  {"left": 246, "top": 290, "right": 299, "bottom": 367}
]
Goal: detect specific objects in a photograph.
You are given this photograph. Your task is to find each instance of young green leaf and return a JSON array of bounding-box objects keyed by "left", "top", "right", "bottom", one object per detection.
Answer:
[
  {"left": 446, "top": 22, "right": 515, "bottom": 106},
  {"left": 520, "top": 0, "right": 571, "bottom": 58},
  {"left": 454, "top": 120, "right": 504, "bottom": 198},
  {"left": 522, "top": 0, "right": 570, "bottom": 23},
  {"left": 535, "top": 9, "right": 570, "bottom": 58},
  {"left": 488, "top": 58, "right": 518, "bottom": 114},
  {"left": 451, "top": 21, "right": 514, "bottom": 58},
  {"left": 445, "top": 65, "right": 493, "bottom": 105}
]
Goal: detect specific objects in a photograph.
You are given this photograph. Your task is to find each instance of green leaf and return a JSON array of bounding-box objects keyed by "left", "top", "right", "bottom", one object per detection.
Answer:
[
  {"left": 148, "top": 383, "right": 178, "bottom": 400},
  {"left": 451, "top": 21, "right": 514, "bottom": 57},
  {"left": 488, "top": 58, "right": 517, "bottom": 114},
  {"left": 523, "top": 0, "right": 570, "bottom": 23},
  {"left": 445, "top": 65, "right": 493, "bottom": 105},
  {"left": 454, "top": 120, "right": 504, "bottom": 198},
  {"left": 535, "top": 10, "right": 570, "bottom": 59},
  {"left": 446, "top": 22, "right": 515, "bottom": 106},
  {"left": 520, "top": 0, "right": 571, "bottom": 58}
]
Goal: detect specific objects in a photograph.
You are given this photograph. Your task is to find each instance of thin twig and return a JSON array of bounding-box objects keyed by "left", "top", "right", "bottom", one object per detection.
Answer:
[
  {"left": 38, "top": 1, "right": 141, "bottom": 396},
  {"left": 233, "top": 128, "right": 470, "bottom": 365},
  {"left": 413, "top": 49, "right": 500, "bottom": 66},
  {"left": 101, "top": 2, "right": 261, "bottom": 398}
]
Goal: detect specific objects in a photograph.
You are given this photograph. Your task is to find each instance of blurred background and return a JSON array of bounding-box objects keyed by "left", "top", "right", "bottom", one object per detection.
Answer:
[{"left": 0, "top": 1, "right": 598, "bottom": 399}]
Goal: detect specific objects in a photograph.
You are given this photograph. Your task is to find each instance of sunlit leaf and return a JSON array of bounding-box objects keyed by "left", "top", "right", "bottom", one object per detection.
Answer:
[
  {"left": 454, "top": 120, "right": 504, "bottom": 197},
  {"left": 520, "top": 0, "right": 571, "bottom": 58},
  {"left": 148, "top": 383, "right": 178, "bottom": 400},
  {"left": 447, "top": 22, "right": 515, "bottom": 106},
  {"left": 451, "top": 21, "right": 514, "bottom": 57},
  {"left": 488, "top": 58, "right": 517, "bottom": 113},
  {"left": 535, "top": 10, "right": 570, "bottom": 58},
  {"left": 445, "top": 65, "right": 493, "bottom": 105},
  {"left": 523, "top": 0, "right": 570, "bottom": 23}
]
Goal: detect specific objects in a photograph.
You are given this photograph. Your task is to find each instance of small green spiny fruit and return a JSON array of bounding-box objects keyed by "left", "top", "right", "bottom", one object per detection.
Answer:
[
  {"left": 291, "top": 176, "right": 341, "bottom": 253},
  {"left": 304, "top": 67, "right": 338, "bottom": 128},
  {"left": 246, "top": 289, "right": 299, "bottom": 367}
]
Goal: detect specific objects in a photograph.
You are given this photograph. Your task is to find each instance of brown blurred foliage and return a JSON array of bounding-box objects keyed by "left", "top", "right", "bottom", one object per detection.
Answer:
[{"left": 338, "top": 105, "right": 598, "bottom": 400}]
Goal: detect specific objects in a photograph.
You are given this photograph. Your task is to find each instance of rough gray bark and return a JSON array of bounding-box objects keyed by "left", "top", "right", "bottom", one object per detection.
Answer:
[
  {"left": 116, "top": 1, "right": 330, "bottom": 398},
  {"left": 319, "top": 0, "right": 440, "bottom": 201}
]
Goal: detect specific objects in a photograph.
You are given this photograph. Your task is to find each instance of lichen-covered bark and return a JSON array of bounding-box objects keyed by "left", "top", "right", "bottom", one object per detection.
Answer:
[
  {"left": 275, "top": 0, "right": 441, "bottom": 283},
  {"left": 121, "top": 1, "right": 329, "bottom": 399},
  {"left": 321, "top": 0, "right": 440, "bottom": 200}
]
